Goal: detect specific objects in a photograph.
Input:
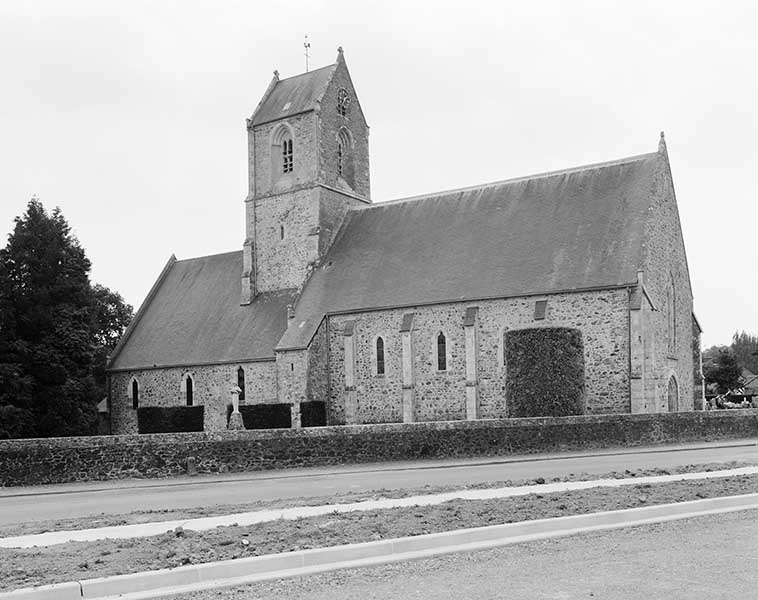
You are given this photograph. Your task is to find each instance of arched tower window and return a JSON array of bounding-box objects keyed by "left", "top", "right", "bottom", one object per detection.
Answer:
[
  {"left": 376, "top": 337, "right": 385, "bottom": 375},
  {"left": 185, "top": 374, "right": 194, "bottom": 406},
  {"left": 271, "top": 124, "right": 294, "bottom": 179},
  {"left": 282, "top": 138, "right": 293, "bottom": 173},
  {"left": 437, "top": 332, "right": 447, "bottom": 371},
  {"left": 336, "top": 128, "right": 354, "bottom": 186},
  {"left": 131, "top": 379, "right": 139, "bottom": 410},
  {"left": 237, "top": 366, "right": 245, "bottom": 402}
]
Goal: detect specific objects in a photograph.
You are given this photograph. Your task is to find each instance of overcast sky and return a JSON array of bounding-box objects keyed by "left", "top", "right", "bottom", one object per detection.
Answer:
[{"left": 0, "top": 0, "right": 755, "bottom": 348}]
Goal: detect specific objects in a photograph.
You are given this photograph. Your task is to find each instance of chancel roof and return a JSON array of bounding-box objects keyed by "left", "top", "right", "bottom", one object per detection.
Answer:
[
  {"left": 278, "top": 152, "right": 661, "bottom": 350},
  {"left": 251, "top": 64, "right": 336, "bottom": 126},
  {"left": 108, "top": 252, "right": 295, "bottom": 371}
]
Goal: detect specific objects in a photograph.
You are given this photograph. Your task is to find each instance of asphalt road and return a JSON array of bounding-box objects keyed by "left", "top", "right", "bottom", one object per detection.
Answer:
[
  {"left": 183, "top": 508, "right": 758, "bottom": 599},
  {"left": 3, "top": 439, "right": 757, "bottom": 526}
]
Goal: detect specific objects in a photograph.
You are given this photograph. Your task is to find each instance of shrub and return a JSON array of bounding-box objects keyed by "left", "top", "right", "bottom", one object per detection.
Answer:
[
  {"left": 505, "top": 327, "right": 585, "bottom": 418},
  {"left": 238, "top": 403, "right": 291, "bottom": 429},
  {"left": 137, "top": 406, "right": 204, "bottom": 434}
]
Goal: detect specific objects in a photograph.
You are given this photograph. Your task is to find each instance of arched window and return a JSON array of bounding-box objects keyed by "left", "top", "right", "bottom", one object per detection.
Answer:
[
  {"left": 437, "top": 332, "right": 447, "bottom": 371},
  {"left": 131, "top": 379, "right": 139, "bottom": 410},
  {"left": 185, "top": 375, "right": 194, "bottom": 406},
  {"left": 376, "top": 337, "right": 385, "bottom": 375},
  {"left": 336, "top": 128, "right": 353, "bottom": 185},
  {"left": 271, "top": 124, "right": 294, "bottom": 179},
  {"left": 282, "top": 138, "right": 293, "bottom": 173},
  {"left": 237, "top": 366, "right": 245, "bottom": 402}
]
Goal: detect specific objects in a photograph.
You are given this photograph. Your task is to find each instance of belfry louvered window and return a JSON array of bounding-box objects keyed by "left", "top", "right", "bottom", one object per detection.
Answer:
[
  {"left": 437, "top": 332, "right": 447, "bottom": 371},
  {"left": 282, "top": 138, "right": 293, "bottom": 173}
]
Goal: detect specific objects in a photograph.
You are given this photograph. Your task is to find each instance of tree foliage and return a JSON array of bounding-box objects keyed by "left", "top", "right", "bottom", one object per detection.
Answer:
[
  {"left": 731, "top": 331, "right": 758, "bottom": 375},
  {"left": 0, "top": 199, "right": 133, "bottom": 438},
  {"left": 703, "top": 349, "right": 742, "bottom": 394}
]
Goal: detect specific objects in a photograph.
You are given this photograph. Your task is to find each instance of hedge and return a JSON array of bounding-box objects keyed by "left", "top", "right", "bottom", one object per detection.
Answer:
[
  {"left": 505, "top": 327, "right": 585, "bottom": 418},
  {"left": 137, "top": 406, "right": 205, "bottom": 434},
  {"left": 301, "top": 401, "right": 327, "bottom": 427},
  {"left": 238, "top": 403, "right": 292, "bottom": 429}
]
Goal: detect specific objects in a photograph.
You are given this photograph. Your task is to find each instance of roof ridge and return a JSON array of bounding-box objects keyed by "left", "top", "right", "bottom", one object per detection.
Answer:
[
  {"left": 174, "top": 249, "right": 240, "bottom": 263},
  {"left": 363, "top": 151, "right": 658, "bottom": 210},
  {"left": 277, "top": 63, "right": 335, "bottom": 83}
]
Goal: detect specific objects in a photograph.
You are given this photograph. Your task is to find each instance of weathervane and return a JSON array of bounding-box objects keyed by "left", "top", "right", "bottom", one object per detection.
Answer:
[{"left": 304, "top": 35, "right": 311, "bottom": 72}]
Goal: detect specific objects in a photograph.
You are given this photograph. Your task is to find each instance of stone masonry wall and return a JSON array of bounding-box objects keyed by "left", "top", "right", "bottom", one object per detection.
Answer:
[
  {"left": 317, "top": 56, "right": 370, "bottom": 199},
  {"left": 110, "top": 361, "right": 276, "bottom": 435},
  {"left": 253, "top": 187, "right": 320, "bottom": 292},
  {"left": 251, "top": 112, "right": 318, "bottom": 198},
  {"left": 641, "top": 146, "right": 695, "bottom": 410},
  {"left": 2, "top": 410, "right": 757, "bottom": 486},
  {"left": 326, "top": 288, "right": 630, "bottom": 425},
  {"left": 306, "top": 318, "right": 330, "bottom": 403}
]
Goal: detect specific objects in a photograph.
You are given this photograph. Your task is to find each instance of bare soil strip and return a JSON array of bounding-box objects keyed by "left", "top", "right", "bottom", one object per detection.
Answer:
[
  {"left": 3, "top": 471, "right": 758, "bottom": 592},
  {"left": 0, "top": 460, "right": 749, "bottom": 539}
]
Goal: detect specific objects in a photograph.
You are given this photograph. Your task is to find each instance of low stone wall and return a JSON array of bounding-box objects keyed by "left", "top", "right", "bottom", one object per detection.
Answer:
[{"left": 1, "top": 410, "right": 757, "bottom": 487}]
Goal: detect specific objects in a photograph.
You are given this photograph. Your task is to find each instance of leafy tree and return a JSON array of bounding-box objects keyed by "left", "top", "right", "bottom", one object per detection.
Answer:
[
  {"left": 0, "top": 199, "right": 133, "bottom": 438},
  {"left": 90, "top": 284, "right": 134, "bottom": 394},
  {"left": 731, "top": 330, "right": 758, "bottom": 374},
  {"left": 703, "top": 349, "right": 742, "bottom": 394}
]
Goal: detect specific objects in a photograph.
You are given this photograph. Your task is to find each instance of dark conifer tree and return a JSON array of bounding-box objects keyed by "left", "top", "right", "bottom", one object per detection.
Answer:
[{"left": 0, "top": 199, "right": 132, "bottom": 438}]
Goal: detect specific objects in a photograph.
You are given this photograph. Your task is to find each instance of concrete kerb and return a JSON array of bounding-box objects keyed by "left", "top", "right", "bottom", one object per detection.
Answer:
[
  {"left": 0, "top": 583, "right": 81, "bottom": 600},
  {"left": 3, "top": 493, "right": 758, "bottom": 600}
]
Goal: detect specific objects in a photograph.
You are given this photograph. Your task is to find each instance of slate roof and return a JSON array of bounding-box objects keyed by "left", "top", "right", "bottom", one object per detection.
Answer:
[
  {"left": 278, "top": 152, "right": 661, "bottom": 350},
  {"left": 251, "top": 64, "right": 336, "bottom": 126},
  {"left": 108, "top": 252, "right": 295, "bottom": 371}
]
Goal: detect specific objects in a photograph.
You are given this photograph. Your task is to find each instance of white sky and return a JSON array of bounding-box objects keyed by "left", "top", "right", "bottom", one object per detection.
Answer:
[{"left": 0, "top": 0, "right": 755, "bottom": 348}]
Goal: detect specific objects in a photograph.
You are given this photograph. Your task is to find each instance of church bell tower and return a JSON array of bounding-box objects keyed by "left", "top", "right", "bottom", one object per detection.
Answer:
[{"left": 241, "top": 47, "right": 370, "bottom": 304}]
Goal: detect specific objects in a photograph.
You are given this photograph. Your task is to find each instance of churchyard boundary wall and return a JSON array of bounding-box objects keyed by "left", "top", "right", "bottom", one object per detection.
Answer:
[{"left": 1, "top": 410, "right": 757, "bottom": 486}]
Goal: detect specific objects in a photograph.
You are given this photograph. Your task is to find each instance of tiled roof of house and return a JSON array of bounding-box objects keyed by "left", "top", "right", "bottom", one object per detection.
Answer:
[
  {"left": 108, "top": 252, "right": 295, "bottom": 371},
  {"left": 251, "top": 64, "right": 336, "bottom": 126},
  {"left": 278, "top": 152, "right": 661, "bottom": 350}
]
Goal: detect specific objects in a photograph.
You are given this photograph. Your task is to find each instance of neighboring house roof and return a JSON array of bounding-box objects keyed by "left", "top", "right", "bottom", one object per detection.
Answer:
[
  {"left": 742, "top": 368, "right": 758, "bottom": 392},
  {"left": 108, "top": 252, "right": 295, "bottom": 371},
  {"left": 278, "top": 152, "right": 660, "bottom": 350},
  {"left": 251, "top": 64, "right": 336, "bottom": 126}
]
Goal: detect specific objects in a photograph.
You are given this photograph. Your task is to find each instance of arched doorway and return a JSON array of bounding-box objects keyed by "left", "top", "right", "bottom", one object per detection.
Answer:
[{"left": 667, "top": 375, "right": 679, "bottom": 412}]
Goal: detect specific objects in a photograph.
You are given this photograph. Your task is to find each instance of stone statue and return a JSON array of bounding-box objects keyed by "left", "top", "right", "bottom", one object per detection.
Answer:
[{"left": 227, "top": 384, "right": 244, "bottom": 430}]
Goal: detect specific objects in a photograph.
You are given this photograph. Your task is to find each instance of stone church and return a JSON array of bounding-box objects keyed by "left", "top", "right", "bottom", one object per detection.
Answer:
[{"left": 107, "top": 48, "right": 699, "bottom": 434}]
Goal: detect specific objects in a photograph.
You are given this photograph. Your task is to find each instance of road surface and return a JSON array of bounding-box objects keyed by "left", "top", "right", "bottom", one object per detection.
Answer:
[
  {"left": 2, "top": 439, "right": 756, "bottom": 526},
  {"left": 175, "top": 508, "right": 758, "bottom": 599}
]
